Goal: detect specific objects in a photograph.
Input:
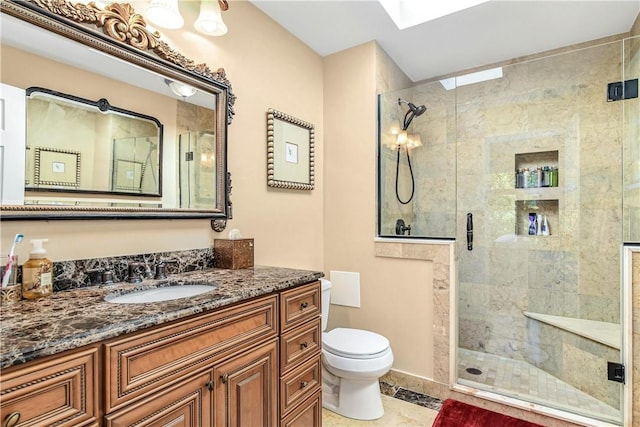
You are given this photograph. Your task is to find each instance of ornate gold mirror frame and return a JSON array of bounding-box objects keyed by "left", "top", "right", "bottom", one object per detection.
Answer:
[{"left": 0, "top": 0, "right": 235, "bottom": 228}]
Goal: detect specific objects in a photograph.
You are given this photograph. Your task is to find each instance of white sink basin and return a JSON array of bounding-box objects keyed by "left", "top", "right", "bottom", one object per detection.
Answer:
[{"left": 105, "top": 285, "right": 217, "bottom": 304}]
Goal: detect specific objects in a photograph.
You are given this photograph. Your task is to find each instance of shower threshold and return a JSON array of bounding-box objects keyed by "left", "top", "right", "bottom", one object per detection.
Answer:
[{"left": 457, "top": 348, "right": 620, "bottom": 425}]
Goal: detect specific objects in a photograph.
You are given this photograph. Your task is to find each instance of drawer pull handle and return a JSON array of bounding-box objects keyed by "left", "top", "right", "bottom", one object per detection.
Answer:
[
  {"left": 300, "top": 302, "right": 308, "bottom": 309},
  {"left": 4, "top": 412, "right": 20, "bottom": 427},
  {"left": 300, "top": 381, "right": 308, "bottom": 388},
  {"left": 221, "top": 373, "right": 229, "bottom": 383},
  {"left": 206, "top": 380, "right": 215, "bottom": 391},
  {"left": 300, "top": 341, "right": 308, "bottom": 349}
]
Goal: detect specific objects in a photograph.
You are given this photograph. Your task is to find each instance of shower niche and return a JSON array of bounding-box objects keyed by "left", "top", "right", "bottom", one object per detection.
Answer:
[
  {"left": 515, "top": 199, "right": 559, "bottom": 237},
  {"left": 514, "top": 150, "right": 560, "bottom": 237}
]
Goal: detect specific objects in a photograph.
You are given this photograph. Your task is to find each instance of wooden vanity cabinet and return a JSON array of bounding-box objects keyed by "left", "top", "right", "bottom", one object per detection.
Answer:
[
  {"left": 279, "top": 281, "right": 322, "bottom": 427},
  {"left": 0, "top": 345, "right": 100, "bottom": 427},
  {"left": 103, "top": 295, "right": 278, "bottom": 413},
  {"left": 103, "top": 294, "right": 278, "bottom": 425},
  {"left": 0, "top": 280, "right": 323, "bottom": 427}
]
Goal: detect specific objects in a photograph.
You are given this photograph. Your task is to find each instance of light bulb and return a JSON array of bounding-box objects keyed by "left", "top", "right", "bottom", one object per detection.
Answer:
[
  {"left": 396, "top": 130, "right": 408, "bottom": 146},
  {"left": 195, "top": 0, "right": 228, "bottom": 36},
  {"left": 165, "top": 79, "right": 197, "bottom": 98},
  {"left": 407, "top": 134, "right": 422, "bottom": 149},
  {"left": 145, "top": 0, "right": 184, "bottom": 30}
]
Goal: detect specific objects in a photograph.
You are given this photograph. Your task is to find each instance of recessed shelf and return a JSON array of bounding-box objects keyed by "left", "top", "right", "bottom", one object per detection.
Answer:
[
  {"left": 515, "top": 150, "right": 559, "bottom": 189},
  {"left": 515, "top": 199, "right": 558, "bottom": 236}
]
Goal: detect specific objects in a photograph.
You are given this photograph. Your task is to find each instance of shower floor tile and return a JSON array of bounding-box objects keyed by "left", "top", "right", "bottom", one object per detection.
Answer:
[{"left": 458, "top": 348, "right": 620, "bottom": 421}]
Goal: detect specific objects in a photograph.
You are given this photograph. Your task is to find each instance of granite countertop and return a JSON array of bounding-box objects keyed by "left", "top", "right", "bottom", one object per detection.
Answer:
[{"left": 0, "top": 265, "right": 323, "bottom": 369}]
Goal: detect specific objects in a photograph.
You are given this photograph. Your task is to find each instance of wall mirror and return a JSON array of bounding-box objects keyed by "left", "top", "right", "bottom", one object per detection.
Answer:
[
  {"left": 266, "top": 108, "right": 315, "bottom": 190},
  {"left": 26, "top": 86, "right": 163, "bottom": 197},
  {"left": 0, "top": 0, "right": 235, "bottom": 223}
]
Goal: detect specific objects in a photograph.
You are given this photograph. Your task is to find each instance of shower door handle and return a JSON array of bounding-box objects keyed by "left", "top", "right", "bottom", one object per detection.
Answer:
[{"left": 466, "top": 213, "right": 473, "bottom": 251}]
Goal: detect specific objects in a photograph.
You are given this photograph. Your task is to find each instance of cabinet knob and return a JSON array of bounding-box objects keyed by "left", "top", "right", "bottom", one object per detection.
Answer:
[
  {"left": 300, "top": 301, "right": 308, "bottom": 309},
  {"left": 221, "top": 373, "right": 229, "bottom": 384},
  {"left": 3, "top": 412, "right": 20, "bottom": 427},
  {"left": 205, "top": 380, "right": 215, "bottom": 391},
  {"left": 300, "top": 381, "right": 308, "bottom": 388},
  {"left": 300, "top": 341, "right": 308, "bottom": 350}
]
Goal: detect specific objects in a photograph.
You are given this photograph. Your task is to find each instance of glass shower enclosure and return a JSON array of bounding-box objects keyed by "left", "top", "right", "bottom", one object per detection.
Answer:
[{"left": 378, "top": 35, "right": 639, "bottom": 425}]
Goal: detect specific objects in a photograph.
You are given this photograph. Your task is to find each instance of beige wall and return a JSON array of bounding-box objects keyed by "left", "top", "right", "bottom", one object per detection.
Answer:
[
  {"left": 1, "top": 1, "right": 324, "bottom": 271},
  {"left": 323, "top": 42, "right": 438, "bottom": 379}
]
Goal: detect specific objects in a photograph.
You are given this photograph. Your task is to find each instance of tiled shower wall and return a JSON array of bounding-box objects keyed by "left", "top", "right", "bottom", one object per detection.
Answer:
[
  {"left": 456, "top": 40, "right": 624, "bottom": 408},
  {"left": 380, "top": 35, "right": 638, "bottom": 422}
]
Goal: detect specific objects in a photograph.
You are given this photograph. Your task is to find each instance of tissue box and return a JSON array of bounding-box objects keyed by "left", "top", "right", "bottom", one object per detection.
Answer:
[{"left": 214, "top": 238, "right": 254, "bottom": 269}]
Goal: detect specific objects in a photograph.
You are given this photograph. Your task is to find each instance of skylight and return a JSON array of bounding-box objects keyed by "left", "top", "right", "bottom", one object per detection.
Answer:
[
  {"left": 439, "top": 67, "right": 504, "bottom": 91},
  {"left": 378, "top": 0, "right": 490, "bottom": 30}
]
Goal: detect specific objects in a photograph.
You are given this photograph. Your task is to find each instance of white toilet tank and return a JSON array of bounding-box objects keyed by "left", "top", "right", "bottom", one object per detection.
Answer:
[{"left": 320, "top": 278, "right": 331, "bottom": 331}]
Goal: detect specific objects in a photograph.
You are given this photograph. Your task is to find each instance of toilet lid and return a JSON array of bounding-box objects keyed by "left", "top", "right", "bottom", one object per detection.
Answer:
[{"left": 323, "top": 328, "right": 390, "bottom": 359}]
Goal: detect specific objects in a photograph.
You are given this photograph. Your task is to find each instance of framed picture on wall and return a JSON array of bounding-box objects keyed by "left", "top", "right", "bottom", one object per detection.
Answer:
[{"left": 266, "top": 108, "right": 315, "bottom": 190}]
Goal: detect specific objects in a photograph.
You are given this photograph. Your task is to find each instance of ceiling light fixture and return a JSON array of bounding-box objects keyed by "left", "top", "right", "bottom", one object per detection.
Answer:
[
  {"left": 378, "top": 0, "right": 489, "bottom": 30},
  {"left": 165, "top": 79, "right": 197, "bottom": 99},
  {"left": 195, "top": 0, "right": 229, "bottom": 36},
  {"left": 145, "top": 0, "right": 184, "bottom": 30}
]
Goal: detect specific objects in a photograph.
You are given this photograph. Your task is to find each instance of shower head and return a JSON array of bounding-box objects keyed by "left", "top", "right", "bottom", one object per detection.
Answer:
[{"left": 398, "top": 98, "right": 426, "bottom": 130}]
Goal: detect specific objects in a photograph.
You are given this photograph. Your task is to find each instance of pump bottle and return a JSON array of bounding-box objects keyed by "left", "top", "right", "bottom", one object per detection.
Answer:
[{"left": 22, "top": 239, "right": 53, "bottom": 300}]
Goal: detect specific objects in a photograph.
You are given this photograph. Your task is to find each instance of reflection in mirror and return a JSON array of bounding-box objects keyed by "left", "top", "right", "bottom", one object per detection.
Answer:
[
  {"left": 25, "top": 87, "right": 162, "bottom": 199},
  {"left": 0, "top": 0, "right": 235, "bottom": 221},
  {"left": 179, "top": 131, "right": 216, "bottom": 209},
  {"left": 176, "top": 99, "right": 217, "bottom": 209}
]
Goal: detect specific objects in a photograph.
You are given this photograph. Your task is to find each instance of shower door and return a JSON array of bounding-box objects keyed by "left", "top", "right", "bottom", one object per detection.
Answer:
[
  {"left": 179, "top": 131, "right": 216, "bottom": 209},
  {"left": 455, "top": 40, "right": 627, "bottom": 425}
]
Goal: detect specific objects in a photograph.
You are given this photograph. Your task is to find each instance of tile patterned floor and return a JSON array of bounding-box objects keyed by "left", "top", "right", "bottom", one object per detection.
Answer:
[
  {"left": 458, "top": 348, "right": 620, "bottom": 421},
  {"left": 381, "top": 382, "right": 444, "bottom": 412},
  {"left": 322, "top": 393, "right": 440, "bottom": 427}
]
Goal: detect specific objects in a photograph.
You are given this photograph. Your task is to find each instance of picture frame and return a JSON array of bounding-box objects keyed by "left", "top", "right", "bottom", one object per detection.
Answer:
[
  {"left": 33, "top": 147, "right": 81, "bottom": 187},
  {"left": 113, "top": 159, "right": 145, "bottom": 192},
  {"left": 267, "top": 108, "right": 315, "bottom": 190}
]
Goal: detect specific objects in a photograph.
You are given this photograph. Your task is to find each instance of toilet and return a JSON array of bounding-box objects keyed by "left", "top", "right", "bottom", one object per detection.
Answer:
[{"left": 320, "top": 278, "right": 394, "bottom": 420}]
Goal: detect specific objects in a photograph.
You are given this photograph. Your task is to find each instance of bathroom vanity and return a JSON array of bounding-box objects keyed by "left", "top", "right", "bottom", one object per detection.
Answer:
[{"left": 0, "top": 266, "right": 323, "bottom": 427}]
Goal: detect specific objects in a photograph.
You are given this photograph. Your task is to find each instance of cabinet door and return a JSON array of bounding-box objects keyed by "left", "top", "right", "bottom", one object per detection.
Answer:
[
  {"left": 0, "top": 346, "right": 99, "bottom": 427},
  {"left": 104, "top": 370, "right": 213, "bottom": 427},
  {"left": 213, "top": 339, "right": 278, "bottom": 427}
]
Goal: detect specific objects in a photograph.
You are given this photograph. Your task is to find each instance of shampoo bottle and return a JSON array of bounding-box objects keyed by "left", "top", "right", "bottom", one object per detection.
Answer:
[{"left": 22, "top": 239, "right": 53, "bottom": 300}]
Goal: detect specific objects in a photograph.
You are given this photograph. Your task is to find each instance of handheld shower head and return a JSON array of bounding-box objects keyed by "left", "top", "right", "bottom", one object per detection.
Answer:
[{"left": 398, "top": 98, "right": 426, "bottom": 130}]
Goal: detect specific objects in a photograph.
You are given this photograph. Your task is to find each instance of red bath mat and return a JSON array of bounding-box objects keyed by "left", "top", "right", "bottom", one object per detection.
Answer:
[{"left": 432, "top": 399, "right": 545, "bottom": 427}]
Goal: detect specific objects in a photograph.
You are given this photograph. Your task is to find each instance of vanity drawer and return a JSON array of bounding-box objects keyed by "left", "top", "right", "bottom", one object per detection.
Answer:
[
  {"left": 280, "top": 390, "right": 321, "bottom": 427},
  {"left": 0, "top": 346, "right": 99, "bottom": 427},
  {"left": 104, "top": 294, "right": 277, "bottom": 413},
  {"left": 280, "top": 281, "right": 321, "bottom": 332},
  {"left": 279, "top": 354, "right": 321, "bottom": 416},
  {"left": 280, "top": 317, "right": 321, "bottom": 372}
]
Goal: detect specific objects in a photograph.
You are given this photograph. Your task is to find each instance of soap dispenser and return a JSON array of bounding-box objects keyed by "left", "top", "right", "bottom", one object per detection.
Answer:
[{"left": 22, "top": 239, "right": 53, "bottom": 300}]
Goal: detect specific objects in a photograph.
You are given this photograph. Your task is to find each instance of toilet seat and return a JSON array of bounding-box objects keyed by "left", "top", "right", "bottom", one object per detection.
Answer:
[{"left": 323, "top": 328, "right": 390, "bottom": 359}]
